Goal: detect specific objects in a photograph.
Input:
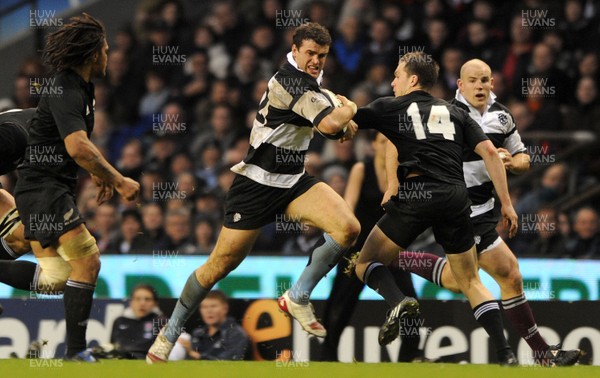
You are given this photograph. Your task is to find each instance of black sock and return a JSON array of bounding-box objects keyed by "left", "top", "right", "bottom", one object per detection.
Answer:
[
  {"left": 473, "top": 300, "right": 511, "bottom": 356},
  {"left": 364, "top": 263, "right": 405, "bottom": 307},
  {"left": 0, "top": 238, "right": 21, "bottom": 260},
  {"left": 63, "top": 279, "right": 96, "bottom": 357},
  {"left": 0, "top": 260, "right": 37, "bottom": 290}
]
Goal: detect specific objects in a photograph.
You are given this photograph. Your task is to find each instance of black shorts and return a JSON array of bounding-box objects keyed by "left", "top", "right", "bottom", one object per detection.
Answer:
[
  {"left": 15, "top": 177, "right": 84, "bottom": 248},
  {"left": 377, "top": 176, "right": 475, "bottom": 253},
  {"left": 472, "top": 208, "right": 501, "bottom": 254},
  {"left": 223, "top": 173, "right": 320, "bottom": 230}
]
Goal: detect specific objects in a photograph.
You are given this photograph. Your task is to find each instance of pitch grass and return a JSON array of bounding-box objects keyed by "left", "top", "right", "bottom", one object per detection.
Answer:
[{"left": 0, "top": 360, "right": 597, "bottom": 378}]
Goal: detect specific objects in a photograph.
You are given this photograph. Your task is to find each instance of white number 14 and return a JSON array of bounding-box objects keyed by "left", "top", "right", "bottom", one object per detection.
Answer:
[{"left": 406, "top": 103, "right": 455, "bottom": 140}]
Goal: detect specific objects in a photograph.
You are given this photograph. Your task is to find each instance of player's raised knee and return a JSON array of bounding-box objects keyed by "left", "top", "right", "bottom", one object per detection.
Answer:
[{"left": 334, "top": 217, "right": 360, "bottom": 248}]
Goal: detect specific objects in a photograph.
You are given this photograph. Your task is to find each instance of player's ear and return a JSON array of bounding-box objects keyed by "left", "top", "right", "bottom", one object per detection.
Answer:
[
  {"left": 292, "top": 44, "right": 299, "bottom": 57},
  {"left": 457, "top": 78, "right": 463, "bottom": 91}
]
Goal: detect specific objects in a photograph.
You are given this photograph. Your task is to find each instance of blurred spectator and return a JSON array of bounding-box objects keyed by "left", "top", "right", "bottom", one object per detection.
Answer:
[
  {"left": 560, "top": 0, "right": 595, "bottom": 54},
  {"left": 322, "top": 165, "right": 348, "bottom": 196},
  {"left": 170, "top": 290, "right": 249, "bottom": 360},
  {"left": 508, "top": 101, "right": 534, "bottom": 133},
  {"left": 502, "top": 15, "right": 533, "bottom": 97},
  {"left": 158, "top": 208, "right": 195, "bottom": 254},
  {"left": 563, "top": 77, "right": 600, "bottom": 133},
  {"left": 159, "top": 0, "right": 192, "bottom": 51},
  {"left": 439, "top": 47, "right": 463, "bottom": 94},
  {"left": 140, "top": 170, "right": 164, "bottom": 204},
  {"left": 192, "top": 24, "right": 230, "bottom": 79},
  {"left": 178, "top": 49, "right": 213, "bottom": 109},
  {"left": 106, "top": 50, "right": 141, "bottom": 124},
  {"left": 117, "top": 139, "right": 144, "bottom": 182},
  {"left": 90, "top": 110, "right": 114, "bottom": 158},
  {"left": 106, "top": 209, "right": 153, "bottom": 254},
  {"left": 516, "top": 163, "right": 569, "bottom": 216},
  {"left": 577, "top": 52, "right": 599, "bottom": 84},
  {"left": 141, "top": 203, "right": 168, "bottom": 247},
  {"left": 12, "top": 75, "right": 38, "bottom": 109},
  {"left": 194, "top": 191, "right": 222, "bottom": 221},
  {"left": 249, "top": 24, "right": 277, "bottom": 73},
  {"left": 191, "top": 104, "right": 237, "bottom": 155},
  {"left": 567, "top": 207, "right": 600, "bottom": 258},
  {"left": 523, "top": 43, "right": 572, "bottom": 105},
  {"left": 195, "top": 139, "right": 222, "bottom": 191},
  {"left": 229, "top": 45, "right": 271, "bottom": 109},
  {"left": 206, "top": 0, "right": 247, "bottom": 57},
  {"left": 170, "top": 152, "right": 195, "bottom": 178},
  {"left": 423, "top": 18, "right": 449, "bottom": 63},
  {"left": 517, "top": 206, "right": 566, "bottom": 257},
  {"left": 93, "top": 203, "right": 120, "bottom": 254},
  {"left": 461, "top": 20, "right": 502, "bottom": 69},
  {"left": 332, "top": 16, "right": 364, "bottom": 86},
  {"left": 110, "top": 284, "right": 166, "bottom": 359},
  {"left": 362, "top": 18, "right": 397, "bottom": 71},
  {"left": 139, "top": 70, "right": 170, "bottom": 120},
  {"left": 194, "top": 217, "right": 216, "bottom": 254}
]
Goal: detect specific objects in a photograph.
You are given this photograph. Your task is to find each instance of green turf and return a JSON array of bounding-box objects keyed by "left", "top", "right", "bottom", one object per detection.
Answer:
[{"left": 0, "top": 360, "right": 597, "bottom": 378}]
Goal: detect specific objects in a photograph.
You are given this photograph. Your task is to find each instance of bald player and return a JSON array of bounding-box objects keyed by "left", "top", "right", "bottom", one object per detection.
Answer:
[{"left": 390, "top": 59, "right": 581, "bottom": 366}]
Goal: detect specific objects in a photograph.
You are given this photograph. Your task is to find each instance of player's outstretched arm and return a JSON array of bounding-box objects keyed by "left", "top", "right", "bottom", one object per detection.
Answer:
[
  {"left": 382, "top": 140, "right": 399, "bottom": 206},
  {"left": 64, "top": 130, "right": 139, "bottom": 200},
  {"left": 475, "top": 140, "right": 518, "bottom": 237},
  {"left": 316, "top": 95, "right": 357, "bottom": 135}
]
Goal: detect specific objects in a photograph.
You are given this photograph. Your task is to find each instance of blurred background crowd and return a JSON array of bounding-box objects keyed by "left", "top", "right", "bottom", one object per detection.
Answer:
[{"left": 1, "top": 0, "right": 599, "bottom": 258}]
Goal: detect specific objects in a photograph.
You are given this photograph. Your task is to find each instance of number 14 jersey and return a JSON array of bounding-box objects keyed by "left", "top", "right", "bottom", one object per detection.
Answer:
[{"left": 353, "top": 90, "right": 488, "bottom": 186}]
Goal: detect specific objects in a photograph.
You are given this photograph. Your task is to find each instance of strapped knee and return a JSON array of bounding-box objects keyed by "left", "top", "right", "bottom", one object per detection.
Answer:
[
  {"left": 34, "top": 257, "right": 72, "bottom": 293},
  {"left": 56, "top": 229, "right": 99, "bottom": 261}
]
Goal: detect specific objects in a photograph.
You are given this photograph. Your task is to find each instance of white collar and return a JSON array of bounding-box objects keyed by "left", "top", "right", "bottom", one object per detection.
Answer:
[
  {"left": 287, "top": 51, "right": 323, "bottom": 85},
  {"left": 455, "top": 89, "right": 496, "bottom": 114}
]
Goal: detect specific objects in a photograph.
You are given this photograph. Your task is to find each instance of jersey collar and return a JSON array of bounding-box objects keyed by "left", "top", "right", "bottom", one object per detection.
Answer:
[{"left": 454, "top": 89, "right": 497, "bottom": 114}]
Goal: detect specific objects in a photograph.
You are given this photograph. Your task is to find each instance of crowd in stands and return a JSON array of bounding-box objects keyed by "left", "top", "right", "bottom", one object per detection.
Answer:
[{"left": 1, "top": 0, "right": 599, "bottom": 258}]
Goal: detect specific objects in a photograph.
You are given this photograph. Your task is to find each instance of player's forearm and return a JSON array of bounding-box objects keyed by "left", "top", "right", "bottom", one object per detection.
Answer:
[
  {"left": 385, "top": 141, "right": 399, "bottom": 192},
  {"left": 508, "top": 153, "right": 530, "bottom": 175},
  {"left": 319, "top": 105, "right": 356, "bottom": 134},
  {"left": 72, "top": 141, "right": 124, "bottom": 186},
  {"left": 483, "top": 153, "right": 512, "bottom": 207}
]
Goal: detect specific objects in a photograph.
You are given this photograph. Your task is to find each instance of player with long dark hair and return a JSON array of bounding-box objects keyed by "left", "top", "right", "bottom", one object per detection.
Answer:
[{"left": 14, "top": 13, "right": 139, "bottom": 361}]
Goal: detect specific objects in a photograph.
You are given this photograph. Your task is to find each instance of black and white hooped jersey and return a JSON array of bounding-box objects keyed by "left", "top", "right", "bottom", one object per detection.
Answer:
[
  {"left": 231, "top": 60, "right": 337, "bottom": 188},
  {"left": 451, "top": 91, "right": 527, "bottom": 216}
]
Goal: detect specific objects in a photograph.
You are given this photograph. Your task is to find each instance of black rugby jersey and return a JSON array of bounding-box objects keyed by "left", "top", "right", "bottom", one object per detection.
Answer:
[
  {"left": 354, "top": 90, "right": 489, "bottom": 186},
  {"left": 19, "top": 69, "right": 95, "bottom": 189},
  {"left": 0, "top": 108, "right": 35, "bottom": 175}
]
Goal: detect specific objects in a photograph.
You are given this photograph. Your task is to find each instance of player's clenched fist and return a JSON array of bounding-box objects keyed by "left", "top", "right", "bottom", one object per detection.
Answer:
[{"left": 115, "top": 177, "right": 140, "bottom": 201}]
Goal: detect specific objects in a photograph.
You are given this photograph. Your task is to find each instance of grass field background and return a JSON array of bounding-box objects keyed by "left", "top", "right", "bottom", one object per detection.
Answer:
[{"left": 0, "top": 360, "right": 597, "bottom": 378}]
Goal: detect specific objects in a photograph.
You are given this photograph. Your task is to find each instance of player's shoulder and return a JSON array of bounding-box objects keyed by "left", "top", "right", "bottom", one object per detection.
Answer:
[{"left": 488, "top": 101, "right": 515, "bottom": 131}]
